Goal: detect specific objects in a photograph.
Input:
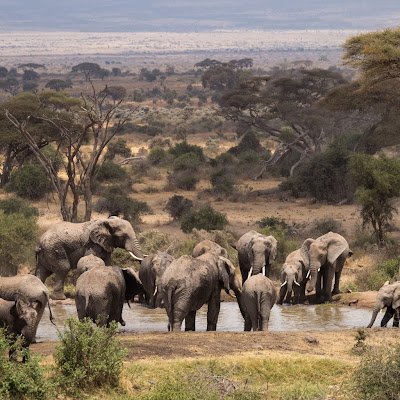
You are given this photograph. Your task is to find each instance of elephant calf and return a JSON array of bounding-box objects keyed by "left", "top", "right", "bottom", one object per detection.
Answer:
[
  {"left": 242, "top": 274, "right": 276, "bottom": 331},
  {"left": 192, "top": 239, "right": 228, "bottom": 258},
  {"left": 0, "top": 298, "right": 39, "bottom": 359},
  {"left": 76, "top": 254, "right": 106, "bottom": 275},
  {"left": 75, "top": 266, "right": 143, "bottom": 326}
]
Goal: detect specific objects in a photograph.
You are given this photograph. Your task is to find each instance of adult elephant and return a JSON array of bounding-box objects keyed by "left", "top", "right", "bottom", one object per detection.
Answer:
[
  {"left": 192, "top": 239, "right": 228, "bottom": 258},
  {"left": 233, "top": 230, "right": 277, "bottom": 283},
  {"left": 139, "top": 251, "right": 174, "bottom": 308},
  {"left": 0, "top": 298, "right": 39, "bottom": 359},
  {"left": 76, "top": 254, "right": 106, "bottom": 274},
  {"left": 0, "top": 274, "right": 54, "bottom": 341},
  {"left": 161, "top": 253, "right": 243, "bottom": 331},
  {"left": 367, "top": 281, "right": 400, "bottom": 328},
  {"left": 242, "top": 274, "right": 276, "bottom": 331},
  {"left": 300, "top": 232, "right": 352, "bottom": 303},
  {"left": 36, "top": 216, "right": 144, "bottom": 300},
  {"left": 75, "top": 266, "right": 143, "bottom": 326},
  {"left": 277, "top": 248, "right": 307, "bottom": 305}
]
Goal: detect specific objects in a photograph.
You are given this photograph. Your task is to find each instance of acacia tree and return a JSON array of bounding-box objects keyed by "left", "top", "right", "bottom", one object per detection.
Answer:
[
  {"left": 4, "top": 81, "right": 129, "bottom": 222},
  {"left": 219, "top": 68, "right": 348, "bottom": 177}
]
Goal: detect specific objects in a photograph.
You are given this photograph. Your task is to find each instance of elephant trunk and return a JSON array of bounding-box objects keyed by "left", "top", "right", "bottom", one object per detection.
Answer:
[
  {"left": 251, "top": 257, "right": 265, "bottom": 276},
  {"left": 126, "top": 237, "right": 144, "bottom": 260},
  {"left": 367, "top": 305, "right": 381, "bottom": 328},
  {"left": 286, "top": 276, "right": 294, "bottom": 300},
  {"left": 306, "top": 262, "right": 319, "bottom": 293}
]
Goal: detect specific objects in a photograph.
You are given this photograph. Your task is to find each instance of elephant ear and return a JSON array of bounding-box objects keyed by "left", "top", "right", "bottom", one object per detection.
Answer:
[
  {"left": 90, "top": 221, "right": 113, "bottom": 253},
  {"left": 392, "top": 286, "right": 400, "bottom": 310},
  {"left": 266, "top": 236, "right": 278, "bottom": 263},
  {"left": 300, "top": 238, "right": 314, "bottom": 268},
  {"left": 122, "top": 268, "right": 143, "bottom": 302},
  {"left": 217, "top": 256, "right": 233, "bottom": 292},
  {"left": 326, "top": 238, "right": 349, "bottom": 264}
]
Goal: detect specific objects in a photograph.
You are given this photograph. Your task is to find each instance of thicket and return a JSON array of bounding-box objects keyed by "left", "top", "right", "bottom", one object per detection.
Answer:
[
  {"left": 95, "top": 160, "right": 127, "bottom": 182},
  {"left": 181, "top": 205, "right": 228, "bottom": 233},
  {"left": 165, "top": 195, "right": 193, "bottom": 221},
  {"left": 104, "top": 138, "right": 132, "bottom": 161}
]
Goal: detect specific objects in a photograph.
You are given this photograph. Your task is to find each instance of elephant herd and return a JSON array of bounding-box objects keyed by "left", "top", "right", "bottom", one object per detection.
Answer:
[{"left": 0, "top": 216, "right": 399, "bottom": 357}]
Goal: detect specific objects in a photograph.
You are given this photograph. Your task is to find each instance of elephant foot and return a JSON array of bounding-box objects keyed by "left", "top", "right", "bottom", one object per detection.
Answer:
[
  {"left": 120, "top": 319, "right": 126, "bottom": 327},
  {"left": 332, "top": 288, "right": 341, "bottom": 295},
  {"left": 50, "top": 292, "right": 66, "bottom": 300}
]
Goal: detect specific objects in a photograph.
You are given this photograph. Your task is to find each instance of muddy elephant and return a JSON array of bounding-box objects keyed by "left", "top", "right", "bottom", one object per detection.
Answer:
[
  {"left": 36, "top": 216, "right": 144, "bottom": 300},
  {"left": 0, "top": 274, "right": 54, "bottom": 342},
  {"left": 277, "top": 248, "right": 307, "bottom": 305},
  {"left": 233, "top": 230, "right": 277, "bottom": 283},
  {"left": 161, "top": 253, "right": 243, "bottom": 331},
  {"left": 75, "top": 266, "right": 143, "bottom": 326},
  {"left": 0, "top": 298, "right": 39, "bottom": 359},
  {"left": 367, "top": 281, "right": 400, "bottom": 328},
  {"left": 242, "top": 274, "right": 276, "bottom": 331},
  {"left": 192, "top": 239, "right": 228, "bottom": 258},
  {"left": 76, "top": 254, "right": 106, "bottom": 274},
  {"left": 139, "top": 251, "right": 174, "bottom": 308},
  {"left": 300, "top": 232, "right": 352, "bottom": 303}
]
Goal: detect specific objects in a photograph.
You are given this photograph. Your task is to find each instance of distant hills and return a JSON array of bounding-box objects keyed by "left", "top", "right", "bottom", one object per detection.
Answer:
[{"left": 1, "top": 0, "right": 399, "bottom": 32}]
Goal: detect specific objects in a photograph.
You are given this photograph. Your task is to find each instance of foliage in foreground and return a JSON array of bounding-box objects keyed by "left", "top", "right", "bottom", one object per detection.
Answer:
[
  {"left": 354, "top": 343, "right": 400, "bottom": 400},
  {"left": 54, "top": 318, "right": 126, "bottom": 395},
  {"left": 0, "top": 329, "right": 48, "bottom": 400}
]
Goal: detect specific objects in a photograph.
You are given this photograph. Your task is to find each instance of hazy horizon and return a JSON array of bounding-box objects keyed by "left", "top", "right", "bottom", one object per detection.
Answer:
[{"left": 1, "top": 0, "right": 399, "bottom": 32}]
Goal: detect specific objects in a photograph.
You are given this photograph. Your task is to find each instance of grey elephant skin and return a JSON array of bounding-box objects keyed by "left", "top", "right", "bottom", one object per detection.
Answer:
[
  {"left": 367, "top": 281, "right": 400, "bottom": 328},
  {"left": 233, "top": 230, "right": 277, "bottom": 283},
  {"left": 76, "top": 254, "right": 106, "bottom": 275},
  {"left": 242, "top": 274, "right": 276, "bottom": 331},
  {"left": 161, "top": 253, "right": 242, "bottom": 331},
  {"left": 139, "top": 251, "right": 174, "bottom": 308},
  {"left": 192, "top": 239, "right": 228, "bottom": 258},
  {"left": 75, "top": 266, "right": 143, "bottom": 326},
  {"left": 36, "top": 216, "right": 144, "bottom": 300},
  {"left": 277, "top": 248, "right": 307, "bottom": 305},
  {"left": 0, "top": 274, "right": 54, "bottom": 341},
  {"left": 300, "top": 232, "right": 352, "bottom": 303},
  {"left": 0, "top": 298, "right": 38, "bottom": 358}
]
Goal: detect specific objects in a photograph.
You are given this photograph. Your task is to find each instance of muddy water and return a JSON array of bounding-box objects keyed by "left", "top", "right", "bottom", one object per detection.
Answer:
[{"left": 36, "top": 302, "right": 376, "bottom": 342}]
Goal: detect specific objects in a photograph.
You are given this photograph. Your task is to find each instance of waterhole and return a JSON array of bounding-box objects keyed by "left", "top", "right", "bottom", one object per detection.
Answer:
[{"left": 36, "top": 302, "right": 377, "bottom": 341}]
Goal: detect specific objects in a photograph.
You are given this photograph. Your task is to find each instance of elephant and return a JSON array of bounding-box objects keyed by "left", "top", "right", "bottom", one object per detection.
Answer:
[
  {"left": 75, "top": 266, "right": 143, "bottom": 326},
  {"left": 76, "top": 254, "right": 106, "bottom": 274},
  {"left": 367, "top": 281, "right": 400, "bottom": 328},
  {"left": 0, "top": 274, "right": 54, "bottom": 342},
  {"left": 0, "top": 298, "right": 39, "bottom": 359},
  {"left": 300, "top": 232, "right": 352, "bottom": 303},
  {"left": 277, "top": 249, "right": 307, "bottom": 305},
  {"left": 241, "top": 274, "right": 276, "bottom": 331},
  {"left": 192, "top": 239, "right": 228, "bottom": 258},
  {"left": 161, "top": 253, "right": 243, "bottom": 331},
  {"left": 36, "top": 216, "right": 144, "bottom": 300},
  {"left": 232, "top": 230, "right": 277, "bottom": 283},
  {"left": 139, "top": 251, "right": 174, "bottom": 308}
]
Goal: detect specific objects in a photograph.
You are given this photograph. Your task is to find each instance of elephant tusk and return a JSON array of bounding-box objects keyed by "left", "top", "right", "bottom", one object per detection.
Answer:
[
  {"left": 228, "top": 292, "right": 237, "bottom": 299},
  {"left": 280, "top": 281, "right": 287, "bottom": 287},
  {"left": 129, "top": 251, "right": 143, "bottom": 261},
  {"left": 248, "top": 267, "right": 253, "bottom": 276},
  {"left": 294, "top": 280, "right": 301, "bottom": 287},
  {"left": 262, "top": 266, "right": 265, "bottom": 276},
  {"left": 306, "top": 270, "right": 311, "bottom": 279},
  {"left": 318, "top": 268, "right": 321, "bottom": 272},
  {"left": 153, "top": 286, "right": 158, "bottom": 297}
]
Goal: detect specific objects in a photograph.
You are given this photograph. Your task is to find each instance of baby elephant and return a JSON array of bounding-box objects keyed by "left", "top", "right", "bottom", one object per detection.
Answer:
[
  {"left": 242, "top": 274, "right": 276, "bottom": 331},
  {"left": 76, "top": 254, "right": 106, "bottom": 275},
  {"left": 75, "top": 266, "right": 143, "bottom": 326},
  {"left": 0, "top": 298, "right": 39, "bottom": 359}
]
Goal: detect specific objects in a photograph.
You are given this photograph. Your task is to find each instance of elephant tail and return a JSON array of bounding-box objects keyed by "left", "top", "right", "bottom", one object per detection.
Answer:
[
  {"left": 166, "top": 286, "right": 175, "bottom": 328},
  {"left": 256, "top": 291, "right": 262, "bottom": 327},
  {"left": 34, "top": 246, "right": 42, "bottom": 276},
  {"left": 44, "top": 291, "right": 56, "bottom": 325}
]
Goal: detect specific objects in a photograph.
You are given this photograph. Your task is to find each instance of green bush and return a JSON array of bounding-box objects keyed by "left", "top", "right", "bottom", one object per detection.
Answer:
[
  {"left": 95, "top": 186, "right": 151, "bottom": 223},
  {"left": 0, "top": 211, "right": 38, "bottom": 276},
  {"left": 104, "top": 138, "right": 132, "bottom": 161},
  {"left": 210, "top": 167, "right": 236, "bottom": 196},
  {"left": 356, "top": 258, "right": 400, "bottom": 291},
  {"left": 0, "top": 197, "right": 38, "bottom": 218},
  {"left": 169, "top": 141, "right": 204, "bottom": 161},
  {"left": 95, "top": 161, "right": 127, "bottom": 182},
  {"left": 165, "top": 195, "right": 193, "bottom": 220},
  {"left": 173, "top": 152, "right": 202, "bottom": 172},
  {"left": 354, "top": 344, "right": 400, "bottom": 400},
  {"left": 181, "top": 205, "right": 228, "bottom": 233},
  {"left": 54, "top": 318, "right": 126, "bottom": 395},
  {"left": 148, "top": 146, "right": 168, "bottom": 165},
  {"left": 168, "top": 170, "right": 199, "bottom": 190},
  {"left": 6, "top": 163, "right": 51, "bottom": 200},
  {"left": 0, "top": 329, "right": 48, "bottom": 400},
  {"left": 307, "top": 218, "right": 343, "bottom": 237}
]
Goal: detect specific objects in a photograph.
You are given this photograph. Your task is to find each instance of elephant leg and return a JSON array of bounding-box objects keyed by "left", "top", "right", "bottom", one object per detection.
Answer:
[
  {"left": 380, "top": 307, "right": 394, "bottom": 327},
  {"left": 207, "top": 293, "right": 220, "bottom": 331},
  {"left": 332, "top": 261, "right": 344, "bottom": 295},
  {"left": 185, "top": 311, "right": 196, "bottom": 331},
  {"left": 244, "top": 315, "right": 252, "bottom": 331},
  {"left": 51, "top": 261, "right": 70, "bottom": 300},
  {"left": 277, "top": 285, "right": 286, "bottom": 305},
  {"left": 322, "top": 267, "right": 335, "bottom": 302},
  {"left": 293, "top": 286, "right": 300, "bottom": 305},
  {"left": 299, "top": 282, "right": 307, "bottom": 304},
  {"left": 394, "top": 309, "right": 400, "bottom": 328},
  {"left": 36, "top": 265, "right": 52, "bottom": 284},
  {"left": 315, "top": 271, "right": 323, "bottom": 303}
]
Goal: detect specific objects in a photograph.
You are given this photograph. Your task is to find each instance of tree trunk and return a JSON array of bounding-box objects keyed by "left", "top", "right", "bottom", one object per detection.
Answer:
[
  {"left": 83, "top": 178, "right": 93, "bottom": 222},
  {"left": 0, "top": 146, "right": 14, "bottom": 187}
]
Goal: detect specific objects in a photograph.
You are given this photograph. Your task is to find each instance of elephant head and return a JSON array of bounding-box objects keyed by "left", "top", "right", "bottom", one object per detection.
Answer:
[
  {"left": 10, "top": 299, "right": 39, "bottom": 346},
  {"left": 216, "top": 256, "right": 241, "bottom": 294},
  {"left": 300, "top": 233, "right": 350, "bottom": 294},
  {"left": 192, "top": 240, "right": 228, "bottom": 258},
  {"left": 367, "top": 282, "right": 400, "bottom": 328},
  {"left": 280, "top": 263, "right": 301, "bottom": 301},
  {"left": 122, "top": 268, "right": 144, "bottom": 303},
  {"left": 89, "top": 217, "right": 144, "bottom": 261},
  {"left": 247, "top": 235, "right": 277, "bottom": 276}
]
